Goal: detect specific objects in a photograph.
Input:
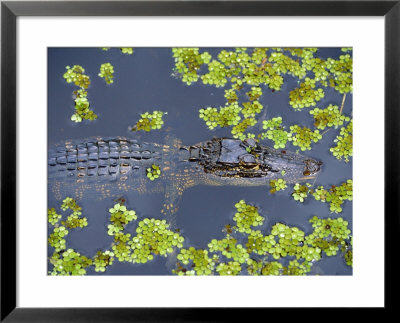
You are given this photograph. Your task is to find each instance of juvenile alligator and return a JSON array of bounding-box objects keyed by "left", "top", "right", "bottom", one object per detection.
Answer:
[{"left": 48, "top": 136, "right": 322, "bottom": 216}]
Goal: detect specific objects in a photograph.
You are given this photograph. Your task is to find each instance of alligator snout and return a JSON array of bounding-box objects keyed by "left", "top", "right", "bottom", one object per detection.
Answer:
[{"left": 303, "top": 159, "right": 323, "bottom": 176}]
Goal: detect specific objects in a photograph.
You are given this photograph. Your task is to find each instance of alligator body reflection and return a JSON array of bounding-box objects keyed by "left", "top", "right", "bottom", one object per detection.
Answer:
[{"left": 48, "top": 137, "right": 322, "bottom": 216}]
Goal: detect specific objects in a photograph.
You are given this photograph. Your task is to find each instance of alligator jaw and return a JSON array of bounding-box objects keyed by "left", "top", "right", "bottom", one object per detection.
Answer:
[{"left": 187, "top": 137, "right": 322, "bottom": 182}]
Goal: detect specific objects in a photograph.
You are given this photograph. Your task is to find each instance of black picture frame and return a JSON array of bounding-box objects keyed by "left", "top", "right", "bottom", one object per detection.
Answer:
[{"left": 1, "top": 0, "right": 396, "bottom": 320}]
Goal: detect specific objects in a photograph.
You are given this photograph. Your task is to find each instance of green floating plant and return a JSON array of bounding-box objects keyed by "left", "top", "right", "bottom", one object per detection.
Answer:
[
  {"left": 49, "top": 249, "right": 92, "bottom": 276},
  {"left": 208, "top": 235, "right": 251, "bottom": 266},
  {"left": 260, "top": 117, "right": 290, "bottom": 149},
  {"left": 146, "top": 164, "right": 161, "bottom": 181},
  {"left": 48, "top": 226, "right": 69, "bottom": 252},
  {"left": 241, "top": 101, "right": 263, "bottom": 118},
  {"left": 215, "top": 261, "right": 242, "bottom": 276},
  {"left": 233, "top": 200, "right": 264, "bottom": 234},
  {"left": 131, "top": 110, "right": 166, "bottom": 132},
  {"left": 120, "top": 47, "right": 133, "bottom": 55},
  {"left": 107, "top": 203, "right": 137, "bottom": 236},
  {"left": 62, "top": 214, "right": 88, "bottom": 229},
  {"left": 63, "top": 65, "right": 97, "bottom": 123},
  {"left": 61, "top": 197, "right": 82, "bottom": 214},
  {"left": 312, "top": 179, "right": 353, "bottom": 213},
  {"left": 292, "top": 179, "right": 353, "bottom": 213},
  {"left": 306, "top": 216, "right": 352, "bottom": 261},
  {"left": 48, "top": 208, "right": 62, "bottom": 226},
  {"left": 174, "top": 248, "right": 216, "bottom": 276},
  {"left": 288, "top": 125, "right": 322, "bottom": 151},
  {"left": 246, "top": 86, "right": 263, "bottom": 101},
  {"left": 172, "top": 47, "right": 211, "bottom": 85},
  {"left": 231, "top": 118, "right": 257, "bottom": 140},
  {"left": 330, "top": 120, "right": 353, "bottom": 162},
  {"left": 282, "top": 260, "right": 312, "bottom": 276},
  {"left": 93, "top": 250, "right": 115, "bottom": 272},
  {"left": 112, "top": 232, "right": 132, "bottom": 262},
  {"left": 289, "top": 78, "right": 325, "bottom": 110},
  {"left": 269, "top": 179, "right": 287, "bottom": 193},
  {"left": 326, "top": 54, "right": 353, "bottom": 94},
  {"left": 199, "top": 103, "right": 242, "bottom": 130},
  {"left": 129, "top": 218, "right": 184, "bottom": 264},
  {"left": 292, "top": 183, "right": 312, "bottom": 202},
  {"left": 98, "top": 62, "right": 114, "bottom": 84},
  {"left": 63, "top": 65, "right": 90, "bottom": 89},
  {"left": 309, "top": 104, "right": 350, "bottom": 130}
]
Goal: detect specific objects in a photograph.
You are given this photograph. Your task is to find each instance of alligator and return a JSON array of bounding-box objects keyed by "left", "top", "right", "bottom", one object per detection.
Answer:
[{"left": 48, "top": 136, "right": 322, "bottom": 217}]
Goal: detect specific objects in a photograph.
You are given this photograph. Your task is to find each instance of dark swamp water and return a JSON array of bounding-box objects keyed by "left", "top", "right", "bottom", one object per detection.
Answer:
[{"left": 48, "top": 47, "right": 352, "bottom": 275}]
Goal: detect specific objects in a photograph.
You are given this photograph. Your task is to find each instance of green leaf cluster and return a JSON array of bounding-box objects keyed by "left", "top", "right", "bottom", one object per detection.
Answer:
[
  {"left": 107, "top": 203, "right": 137, "bottom": 236},
  {"left": 146, "top": 164, "right": 161, "bottom": 181},
  {"left": 49, "top": 249, "right": 92, "bottom": 276},
  {"left": 330, "top": 120, "right": 353, "bottom": 162},
  {"left": 93, "top": 250, "right": 115, "bottom": 272},
  {"left": 312, "top": 179, "right": 353, "bottom": 213},
  {"left": 98, "top": 62, "right": 114, "bottom": 84},
  {"left": 306, "top": 216, "right": 352, "bottom": 261},
  {"left": 261, "top": 117, "right": 290, "bottom": 149},
  {"left": 63, "top": 65, "right": 97, "bottom": 123},
  {"left": 120, "top": 48, "right": 133, "bottom": 55},
  {"left": 131, "top": 110, "right": 166, "bottom": 132},
  {"left": 292, "top": 179, "right": 353, "bottom": 213},
  {"left": 288, "top": 125, "right": 322, "bottom": 151},
  {"left": 326, "top": 54, "right": 353, "bottom": 94},
  {"left": 174, "top": 248, "right": 216, "bottom": 275},
  {"left": 309, "top": 104, "right": 350, "bottom": 130},
  {"left": 269, "top": 179, "right": 287, "bottom": 193},
  {"left": 215, "top": 261, "right": 242, "bottom": 275},
  {"left": 172, "top": 48, "right": 211, "bottom": 85},
  {"left": 292, "top": 183, "right": 312, "bottom": 202},
  {"left": 289, "top": 78, "right": 325, "bottom": 110},
  {"left": 48, "top": 208, "right": 62, "bottom": 226},
  {"left": 129, "top": 218, "right": 184, "bottom": 264},
  {"left": 232, "top": 200, "right": 264, "bottom": 233}
]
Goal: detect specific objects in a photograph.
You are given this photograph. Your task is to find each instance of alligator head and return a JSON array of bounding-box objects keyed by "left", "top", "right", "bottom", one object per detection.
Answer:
[{"left": 182, "top": 137, "right": 322, "bottom": 183}]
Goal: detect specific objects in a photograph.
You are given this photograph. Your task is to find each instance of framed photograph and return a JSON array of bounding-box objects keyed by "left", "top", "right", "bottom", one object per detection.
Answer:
[{"left": 1, "top": 0, "right": 395, "bottom": 320}]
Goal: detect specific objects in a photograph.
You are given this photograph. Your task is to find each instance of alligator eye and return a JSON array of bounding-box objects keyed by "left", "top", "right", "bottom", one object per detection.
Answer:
[{"left": 303, "top": 170, "right": 311, "bottom": 176}]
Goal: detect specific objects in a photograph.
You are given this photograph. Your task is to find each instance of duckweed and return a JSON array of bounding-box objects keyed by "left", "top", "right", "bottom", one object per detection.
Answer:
[
  {"left": 309, "top": 104, "right": 350, "bottom": 130},
  {"left": 260, "top": 117, "right": 290, "bottom": 149},
  {"left": 120, "top": 47, "right": 133, "bottom": 55},
  {"left": 131, "top": 110, "right": 166, "bottom": 132},
  {"left": 93, "top": 250, "right": 115, "bottom": 272},
  {"left": 98, "top": 62, "right": 114, "bottom": 84},
  {"left": 216, "top": 261, "right": 242, "bottom": 276},
  {"left": 330, "top": 120, "right": 353, "bottom": 162},
  {"left": 49, "top": 249, "right": 92, "bottom": 276},
  {"left": 174, "top": 248, "right": 215, "bottom": 275},
  {"left": 146, "top": 164, "right": 161, "bottom": 181},
  {"left": 48, "top": 208, "right": 62, "bottom": 226},
  {"left": 292, "top": 183, "right": 312, "bottom": 202},
  {"left": 289, "top": 78, "right": 325, "bottom": 110},
  {"left": 129, "top": 218, "right": 184, "bottom": 264},
  {"left": 288, "top": 125, "right": 322, "bottom": 151},
  {"left": 269, "top": 179, "right": 287, "bottom": 193},
  {"left": 63, "top": 66, "right": 97, "bottom": 122},
  {"left": 107, "top": 203, "right": 137, "bottom": 236},
  {"left": 232, "top": 200, "right": 264, "bottom": 233}
]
